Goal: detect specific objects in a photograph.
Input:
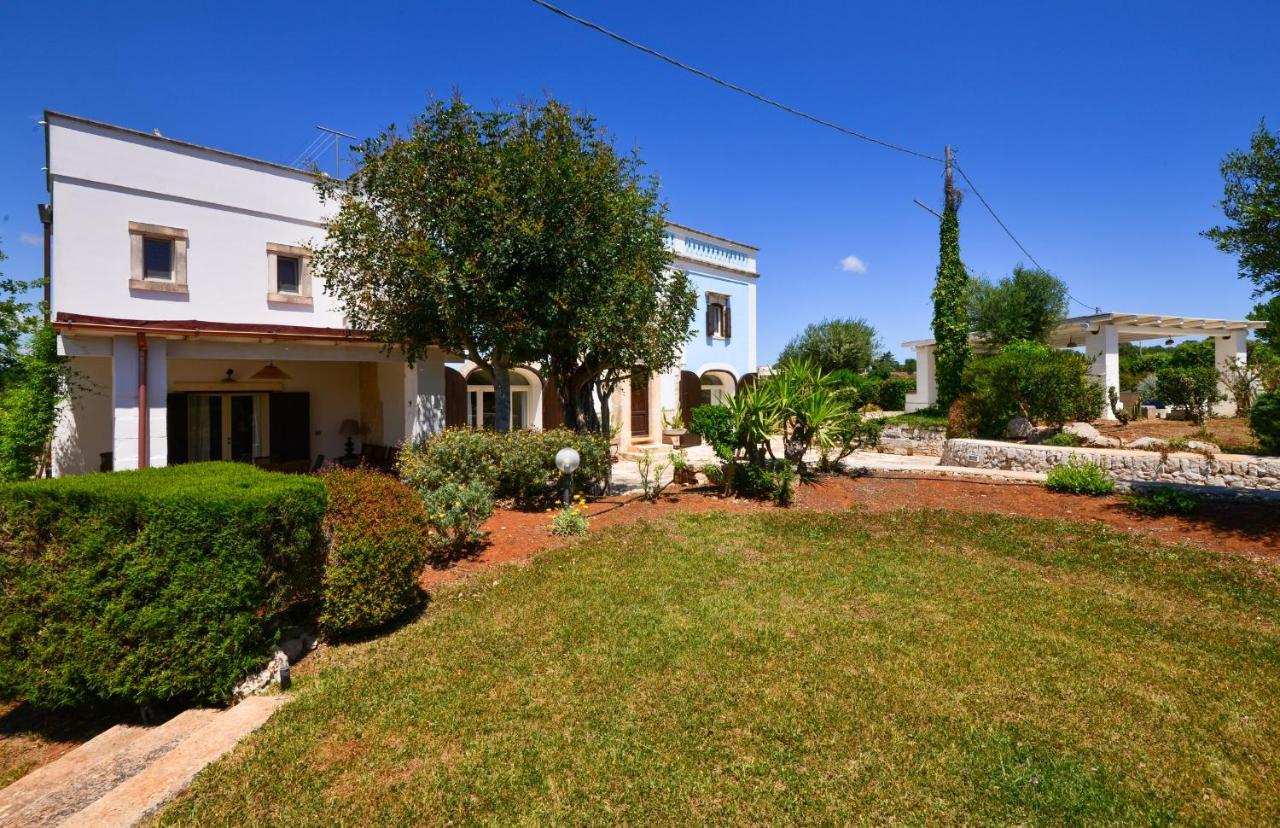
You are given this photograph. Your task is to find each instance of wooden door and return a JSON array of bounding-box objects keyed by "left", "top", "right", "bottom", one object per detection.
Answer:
[{"left": 631, "top": 375, "right": 650, "bottom": 439}]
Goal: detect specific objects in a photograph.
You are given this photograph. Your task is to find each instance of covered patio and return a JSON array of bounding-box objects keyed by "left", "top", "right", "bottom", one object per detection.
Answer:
[{"left": 905, "top": 311, "right": 1267, "bottom": 419}]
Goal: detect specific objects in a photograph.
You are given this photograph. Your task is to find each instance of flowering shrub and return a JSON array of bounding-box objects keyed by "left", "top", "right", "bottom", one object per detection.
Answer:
[
  {"left": 399, "top": 427, "right": 609, "bottom": 507},
  {"left": 320, "top": 467, "right": 431, "bottom": 634},
  {"left": 421, "top": 480, "right": 494, "bottom": 554},
  {"left": 550, "top": 497, "right": 590, "bottom": 536}
]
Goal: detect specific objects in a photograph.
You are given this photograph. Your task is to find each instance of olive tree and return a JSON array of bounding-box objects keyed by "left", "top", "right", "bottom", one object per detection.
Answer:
[{"left": 970, "top": 265, "right": 1069, "bottom": 346}]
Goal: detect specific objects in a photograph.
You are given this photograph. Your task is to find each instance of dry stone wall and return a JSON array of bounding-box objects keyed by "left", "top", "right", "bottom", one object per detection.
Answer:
[
  {"left": 940, "top": 439, "right": 1280, "bottom": 495},
  {"left": 878, "top": 424, "right": 947, "bottom": 456}
]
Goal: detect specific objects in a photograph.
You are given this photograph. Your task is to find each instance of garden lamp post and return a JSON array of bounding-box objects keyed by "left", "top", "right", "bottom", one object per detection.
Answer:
[{"left": 555, "top": 447, "right": 580, "bottom": 507}]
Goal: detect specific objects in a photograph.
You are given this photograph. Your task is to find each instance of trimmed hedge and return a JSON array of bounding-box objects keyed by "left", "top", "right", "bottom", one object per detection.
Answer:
[
  {"left": 399, "top": 427, "right": 610, "bottom": 507},
  {"left": 319, "top": 468, "right": 431, "bottom": 634},
  {"left": 0, "top": 463, "right": 325, "bottom": 708}
]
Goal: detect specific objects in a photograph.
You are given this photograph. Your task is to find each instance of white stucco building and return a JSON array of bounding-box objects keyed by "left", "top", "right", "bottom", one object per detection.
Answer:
[
  {"left": 43, "top": 112, "right": 759, "bottom": 475},
  {"left": 904, "top": 313, "right": 1267, "bottom": 419}
]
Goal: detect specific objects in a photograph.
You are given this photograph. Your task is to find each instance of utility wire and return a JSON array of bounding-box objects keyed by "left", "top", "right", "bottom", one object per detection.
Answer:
[
  {"left": 530, "top": 0, "right": 1101, "bottom": 315},
  {"left": 529, "top": 0, "right": 942, "bottom": 163},
  {"left": 953, "top": 162, "right": 1097, "bottom": 313}
]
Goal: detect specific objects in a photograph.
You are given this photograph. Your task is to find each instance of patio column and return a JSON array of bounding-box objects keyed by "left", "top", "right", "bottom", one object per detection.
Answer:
[
  {"left": 110, "top": 335, "right": 167, "bottom": 469},
  {"left": 405, "top": 348, "right": 447, "bottom": 442},
  {"left": 1086, "top": 324, "right": 1120, "bottom": 420},
  {"left": 1214, "top": 329, "right": 1248, "bottom": 416},
  {"left": 905, "top": 344, "right": 936, "bottom": 412}
]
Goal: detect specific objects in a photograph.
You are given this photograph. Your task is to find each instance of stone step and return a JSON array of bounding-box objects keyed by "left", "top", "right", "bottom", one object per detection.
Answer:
[
  {"left": 63, "top": 694, "right": 284, "bottom": 828},
  {"left": 0, "top": 722, "right": 148, "bottom": 822},
  {"left": 0, "top": 707, "right": 220, "bottom": 828}
]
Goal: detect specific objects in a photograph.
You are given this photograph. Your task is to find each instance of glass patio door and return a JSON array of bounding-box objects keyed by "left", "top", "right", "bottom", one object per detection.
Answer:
[{"left": 186, "top": 393, "right": 267, "bottom": 462}]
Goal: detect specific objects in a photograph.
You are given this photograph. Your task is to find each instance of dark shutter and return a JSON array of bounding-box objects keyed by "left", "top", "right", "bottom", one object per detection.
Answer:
[
  {"left": 723, "top": 302, "right": 732, "bottom": 339},
  {"left": 680, "top": 371, "right": 702, "bottom": 445},
  {"left": 542, "top": 377, "right": 565, "bottom": 430},
  {"left": 705, "top": 302, "right": 714, "bottom": 337},
  {"left": 167, "top": 393, "right": 188, "bottom": 465},
  {"left": 269, "top": 392, "right": 311, "bottom": 462},
  {"left": 445, "top": 367, "right": 467, "bottom": 428}
]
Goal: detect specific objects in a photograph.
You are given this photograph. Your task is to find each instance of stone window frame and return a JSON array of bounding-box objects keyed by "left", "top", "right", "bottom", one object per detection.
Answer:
[
  {"left": 128, "top": 222, "right": 189, "bottom": 294},
  {"left": 266, "top": 242, "right": 313, "bottom": 306},
  {"left": 706, "top": 291, "right": 731, "bottom": 340}
]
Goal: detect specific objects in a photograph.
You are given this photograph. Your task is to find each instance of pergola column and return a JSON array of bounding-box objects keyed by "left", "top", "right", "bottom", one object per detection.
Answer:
[
  {"left": 1086, "top": 324, "right": 1120, "bottom": 420},
  {"left": 1214, "top": 330, "right": 1248, "bottom": 416}
]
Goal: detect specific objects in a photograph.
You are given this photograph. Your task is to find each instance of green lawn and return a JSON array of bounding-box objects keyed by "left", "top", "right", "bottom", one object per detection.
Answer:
[{"left": 161, "top": 508, "right": 1280, "bottom": 825}]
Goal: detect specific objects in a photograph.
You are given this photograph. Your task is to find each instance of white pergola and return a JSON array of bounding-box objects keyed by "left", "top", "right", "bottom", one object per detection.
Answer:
[{"left": 904, "top": 312, "right": 1268, "bottom": 419}]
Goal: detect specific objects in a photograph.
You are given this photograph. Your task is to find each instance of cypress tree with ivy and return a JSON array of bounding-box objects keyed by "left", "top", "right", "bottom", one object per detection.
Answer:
[{"left": 931, "top": 149, "right": 970, "bottom": 407}]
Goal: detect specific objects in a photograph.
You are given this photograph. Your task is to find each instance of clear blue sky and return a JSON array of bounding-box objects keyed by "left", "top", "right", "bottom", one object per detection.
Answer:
[{"left": 2, "top": 0, "right": 1276, "bottom": 362}]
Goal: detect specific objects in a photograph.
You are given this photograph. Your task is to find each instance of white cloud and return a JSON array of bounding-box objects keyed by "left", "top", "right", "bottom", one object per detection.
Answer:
[
  {"left": 18, "top": 232, "right": 41, "bottom": 247},
  {"left": 840, "top": 254, "right": 867, "bottom": 273}
]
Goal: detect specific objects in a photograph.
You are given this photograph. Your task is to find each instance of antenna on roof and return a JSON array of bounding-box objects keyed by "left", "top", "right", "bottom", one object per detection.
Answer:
[{"left": 315, "top": 126, "right": 357, "bottom": 178}]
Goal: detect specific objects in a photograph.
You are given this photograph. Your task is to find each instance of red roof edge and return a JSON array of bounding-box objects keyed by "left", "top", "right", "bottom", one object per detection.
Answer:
[{"left": 54, "top": 312, "right": 371, "bottom": 342}]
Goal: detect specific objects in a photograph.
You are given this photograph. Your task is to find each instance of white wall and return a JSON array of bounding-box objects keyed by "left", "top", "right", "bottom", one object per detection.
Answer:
[
  {"left": 53, "top": 356, "right": 112, "bottom": 475},
  {"left": 48, "top": 116, "right": 345, "bottom": 328}
]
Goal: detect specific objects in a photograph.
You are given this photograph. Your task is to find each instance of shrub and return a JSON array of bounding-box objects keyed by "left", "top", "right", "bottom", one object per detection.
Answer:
[
  {"left": 1128, "top": 487, "right": 1199, "bottom": 516},
  {"left": 421, "top": 481, "right": 494, "bottom": 555},
  {"left": 1041, "top": 432, "right": 1081, "bottom": 447},
  {"left": 947, "top": 395, "right": 983, "bottom": 438},
  {"left": 1044, "top": 459, "right": 1115, "bottom": 495},
  {"left": 700, "top": 462, "right": 726, "bottom": 488},
  {"left": 964, "top": 340, "right": 1104, "bottom": 435},
  {"left": 0, "top": 463, "right": 326, "bottom": 708},
  {"left": 725, "top": 459, "right": 794, "bottom": 506},
  {"left": 1251, "top": 392, "right": 1280, "bottom": 455},
  {"left": 876, "top": 376, "right": 913, "bottom": 411},
  {"left": 399, "top": 428, "right": 609, "bottom": 507},
  {"left": 690, "top": 404, "right": 736, "bottom": 461},
  {"left": 550, "top": 502, "right": 589, "bottom": 536},
  {"left": 1156, "top": 365, "right": 1222, "bottom": 425},
  {"left": 319, "top": 468, "right": 431, "bottom": 634}
]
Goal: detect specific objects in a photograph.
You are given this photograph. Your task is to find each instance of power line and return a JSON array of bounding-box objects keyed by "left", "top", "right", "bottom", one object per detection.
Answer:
[
  {"left": 953, "top": 162, "right": 1097, "bottom": 313},
  {"left": 530, "top": 0, "right": 1100, "bottom": 314},
  {"left": 529, "top": 0, "right": 942, "bottom": 163}
]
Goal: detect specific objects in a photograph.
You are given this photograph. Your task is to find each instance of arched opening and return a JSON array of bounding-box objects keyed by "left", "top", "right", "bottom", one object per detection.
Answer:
[
  {"left": 700, "top": 370, "right": 736, "bottom": 407},
  {"left": 466, "top": 368, "right": 531, "bottom": 430}
]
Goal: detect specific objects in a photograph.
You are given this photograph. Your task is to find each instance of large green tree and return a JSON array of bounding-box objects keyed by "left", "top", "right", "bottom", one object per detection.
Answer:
[
  {"left": 969, "top": 265, "right": 1068, "bottom": 347},
  {"left": 931, "top": 163, "right": 970, "bottom": 406},
  {"left": 312, "top": 97, "right": 689, "bottom": 434},
  {"left": 1250, "top": 294, "right": 1280, "bottom": 356},
  {"left": 776, "top": 318, "right": 882, "bottom": 375},
  {"left": 1203, "top": 120, "right": 1280, "bottom": 296}
]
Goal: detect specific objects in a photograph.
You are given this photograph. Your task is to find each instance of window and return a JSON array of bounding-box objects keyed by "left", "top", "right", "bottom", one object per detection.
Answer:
[
  {"left": 705, "top": 293, "right": 731, "bottom": 339},
  {"left": 129, "top": 222, "right": 188, "bottom": 294},
  {"left": 142, "top": 237, "right": 173, "bottom": 280},
  {"left": 467, "top": 368, "right": 530, "bottom": 430},
  {"left": 700, "top": 373, "right": 729, "bottom": 407},
  {"left": 276, "top": 256, "right": 300, "bottom": 294},
  {"left": 266, "top": 243, "right": 312, "bottom": 305}
]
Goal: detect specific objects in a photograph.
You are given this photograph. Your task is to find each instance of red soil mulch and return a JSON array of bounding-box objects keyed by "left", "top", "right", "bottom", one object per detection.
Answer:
[{"left": 421, "top": 474, "right": 1279, "bottom": 596}]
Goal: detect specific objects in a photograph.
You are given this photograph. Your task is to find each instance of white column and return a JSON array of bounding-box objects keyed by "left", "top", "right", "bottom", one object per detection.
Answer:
[
  {"left": 1086, "top": 324, "right": 1120, "bottom": 420},
  {"left": 1214, "top": 330, "right": 1248, "bottom": 416},
  {"left": 405, "top": 348, "right": 447, "bottom": 442},
  {"left": 147, "top": 338, "right": 168, "bottom": 467},
  {"left": 905, "top": 344, "right": 937, "bottom": 412},
  {"left": 111, "top": 336, "right": 140, "bottom": 470},
  {"left": 747, "top": 280, "right": 758, "bottom": 373}
]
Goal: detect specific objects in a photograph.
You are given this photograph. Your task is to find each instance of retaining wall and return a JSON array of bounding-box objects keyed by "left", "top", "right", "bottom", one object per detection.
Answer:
[
  {"left": 940, "top": 438, "right": 1280, "bottom": 494},
  {"left": 878, "top": 424, "right": 947, "bottom": 456}
]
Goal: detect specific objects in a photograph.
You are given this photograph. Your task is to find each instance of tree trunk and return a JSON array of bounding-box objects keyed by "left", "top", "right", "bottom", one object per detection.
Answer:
[
  {"left": 596, "top": 381, "right": 612, "bottom": 439},
  {"left": 492, "top": 362, "right": 512, "bottom": 433},
  {"left": 574, "top": 381, "right": 599, "bottom": 433}
]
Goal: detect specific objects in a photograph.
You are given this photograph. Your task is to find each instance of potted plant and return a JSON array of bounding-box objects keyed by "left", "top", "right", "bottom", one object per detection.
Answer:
[{"left": 662, "top": 410, "right": 687, "bottom": 447}]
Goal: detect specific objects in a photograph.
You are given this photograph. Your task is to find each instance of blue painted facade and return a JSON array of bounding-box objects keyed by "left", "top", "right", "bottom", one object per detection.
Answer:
[{"left": 682, "top": 269, "right": 751, "bottom": 378}]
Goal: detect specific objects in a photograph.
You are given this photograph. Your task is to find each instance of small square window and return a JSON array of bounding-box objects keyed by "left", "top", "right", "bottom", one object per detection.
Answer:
[
  {"left": 276, "top": 256, "right": 300, "bottom": 294},
  {"left": 142, "top": 237, "right": 173, "bottom": 281}
]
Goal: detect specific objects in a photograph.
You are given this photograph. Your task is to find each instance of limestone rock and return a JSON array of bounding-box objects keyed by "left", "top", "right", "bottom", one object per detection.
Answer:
[
  {"left": 1006, "top": 416, "right": 1033, "bottom": 439},
  {"left": 233, "top": 650, "right": 289, "bottom": 700},
  {"left": 1127, "top": 437, "right": 1168, "bottom": 451},
  {"left": 1026, "top": 427, "right": 1059, "bottom": 445},
  {"left": 1186, "top": 440, "right": 1220, "bottom": 455},
  {"left": 1064, "top": 422, "right": 1102, "bottom": 441}
]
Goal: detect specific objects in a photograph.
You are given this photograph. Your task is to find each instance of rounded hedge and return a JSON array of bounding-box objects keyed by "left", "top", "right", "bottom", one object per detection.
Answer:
[
  {"left": 1251, "top": 392, "right": 1280, "bottom": 456},
  {"left": 319, "top": 467, "right": 432, "bottom": 634}
]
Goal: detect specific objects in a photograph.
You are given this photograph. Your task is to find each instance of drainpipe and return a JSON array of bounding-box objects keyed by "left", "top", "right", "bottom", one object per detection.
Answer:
[{"left": 137, "top": 333, "right": 148, "bottom": 468}]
